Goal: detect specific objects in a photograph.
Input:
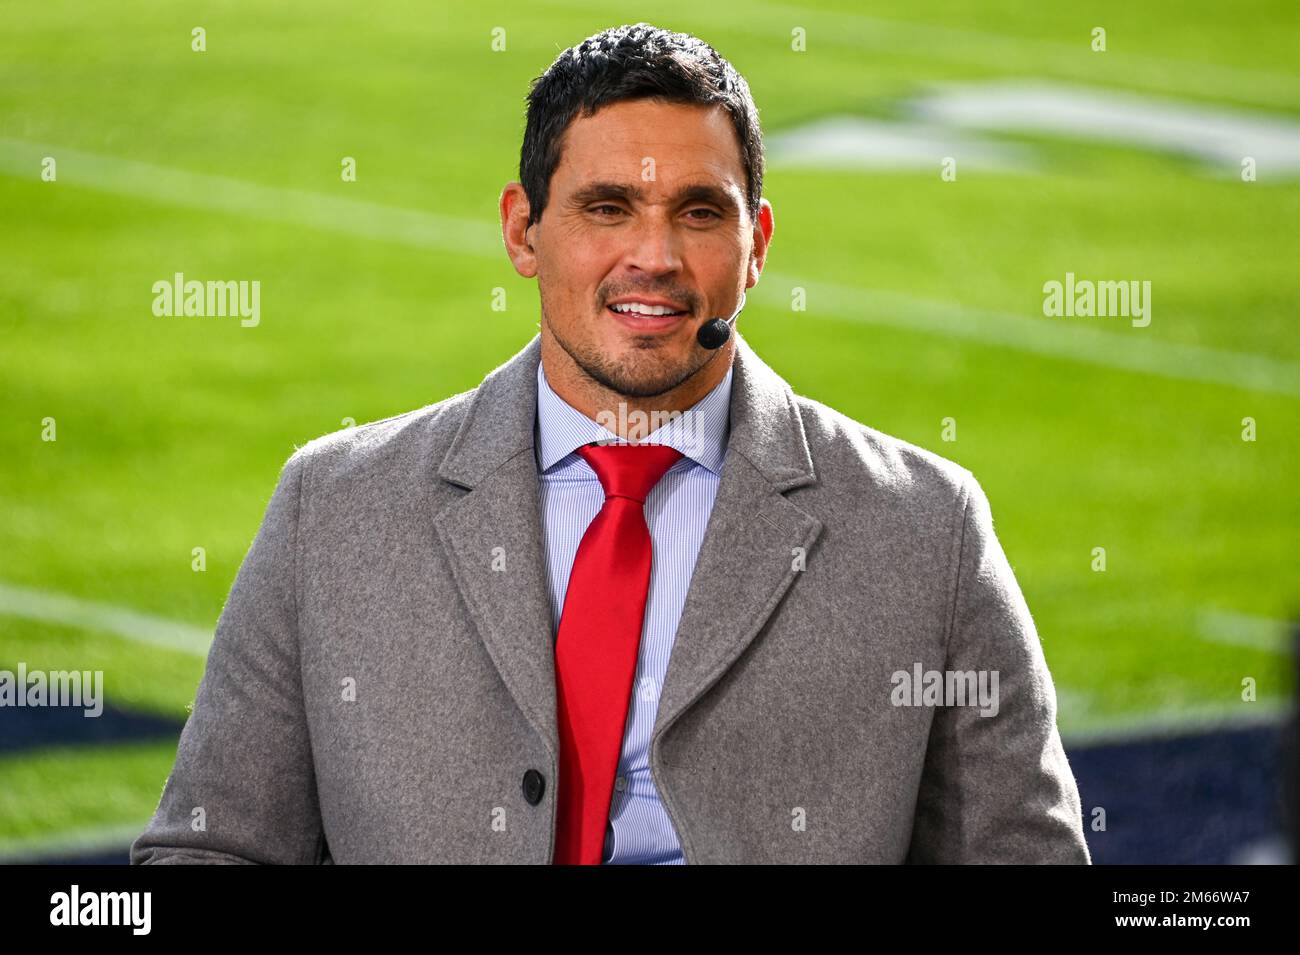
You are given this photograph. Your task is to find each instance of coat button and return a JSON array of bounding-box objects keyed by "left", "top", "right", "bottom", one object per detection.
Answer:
[{"left": 522, "top": 769, "right": 545, "bottom": 805}]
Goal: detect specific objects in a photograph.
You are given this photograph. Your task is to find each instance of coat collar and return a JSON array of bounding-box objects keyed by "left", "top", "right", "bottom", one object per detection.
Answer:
[
  {"left": 436, "top": 331, "right": 817, "bottom": 491},
  {"left": 533, "top": 358, "right": 734, "bottom": 477}
]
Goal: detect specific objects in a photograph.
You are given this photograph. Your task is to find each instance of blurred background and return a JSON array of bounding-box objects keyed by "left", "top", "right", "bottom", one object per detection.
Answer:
[{"left": 1, "top": 0, "right": 1296, "bottom": 863}]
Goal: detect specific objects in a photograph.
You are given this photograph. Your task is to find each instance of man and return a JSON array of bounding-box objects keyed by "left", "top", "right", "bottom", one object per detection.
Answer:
[{"left": 131, "top": 23, "right": 1090, "bottom": 864}]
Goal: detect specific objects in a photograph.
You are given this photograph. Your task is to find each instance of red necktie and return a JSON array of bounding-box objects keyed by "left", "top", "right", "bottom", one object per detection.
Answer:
[{"left": 552, "top": 441, "right": 684, "bottom": 865}]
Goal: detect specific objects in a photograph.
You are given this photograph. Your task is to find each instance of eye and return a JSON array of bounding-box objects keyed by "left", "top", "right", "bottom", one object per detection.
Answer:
[
  {"left": 687, "top": 208, "right": 722, "bottom": 221},
  {"left": 591, "top": 204, "right": 624, "bottom": 217}
]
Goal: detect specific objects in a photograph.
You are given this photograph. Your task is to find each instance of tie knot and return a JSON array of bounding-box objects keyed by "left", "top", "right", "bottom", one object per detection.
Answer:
[{"left": 576, "top": 442, "right": 684, "bottom": 504}]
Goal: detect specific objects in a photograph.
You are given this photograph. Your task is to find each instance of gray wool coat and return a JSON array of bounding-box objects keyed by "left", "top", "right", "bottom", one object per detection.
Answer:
[{"left": 131, "top": 331, "right": 1091, "bottom": 864}]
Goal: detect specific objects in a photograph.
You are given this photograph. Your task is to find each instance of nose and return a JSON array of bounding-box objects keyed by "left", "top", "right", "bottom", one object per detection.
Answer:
[{"left": 623, "top": 209, "right": 684, "bottom": 277}]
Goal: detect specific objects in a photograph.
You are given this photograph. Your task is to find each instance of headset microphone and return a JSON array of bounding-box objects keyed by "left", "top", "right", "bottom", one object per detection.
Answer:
[{"left": 696, "top": 292, "right": 748, "bottom": 349}]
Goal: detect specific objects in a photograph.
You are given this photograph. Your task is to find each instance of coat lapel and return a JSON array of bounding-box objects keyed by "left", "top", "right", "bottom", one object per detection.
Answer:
[
  {"left": 431, "top": 331, "right": 823, "bottom": 767},
  {"left": 431, "top": 336, "right": 560, "bottom": 760},
  {"left": 649, "top": 336, "right": 823, "bottom": 745}
]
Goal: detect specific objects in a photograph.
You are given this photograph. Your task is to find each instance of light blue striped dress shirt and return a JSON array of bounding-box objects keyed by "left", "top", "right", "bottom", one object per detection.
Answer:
[{"left": 534, "top": 358, "right": 734, "bottom": 865}]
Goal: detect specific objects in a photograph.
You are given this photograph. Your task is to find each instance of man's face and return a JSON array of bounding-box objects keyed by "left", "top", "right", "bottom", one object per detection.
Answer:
[{"left": 514, "top": 98, "right": 770, "bottom": 399}]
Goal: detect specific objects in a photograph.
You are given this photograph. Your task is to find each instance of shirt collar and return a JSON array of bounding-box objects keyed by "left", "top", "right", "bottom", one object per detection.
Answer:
[{"left": 535, "top": 359, "right": 733, "bottom": 476}]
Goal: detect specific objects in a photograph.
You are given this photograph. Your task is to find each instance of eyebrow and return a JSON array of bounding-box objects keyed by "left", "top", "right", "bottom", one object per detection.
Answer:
[{"left": 566, "top": 181, "right": 740, "bottom": 211}]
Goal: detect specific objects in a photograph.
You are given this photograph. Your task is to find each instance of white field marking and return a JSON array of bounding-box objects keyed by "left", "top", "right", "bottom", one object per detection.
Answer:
[
  {"left": 0, "top": 581, "right": 210, "bottom": 657},
  {"left": 1228, "top": 836, "right": 1292, "bottom": 865},
  {"left": 757, "top": 274, "right": 1300, "bottom": 399},
  {"left": 1060, "top": 697, "right": 1290, "bottom": 748},
  {"left": 1195, "top": 608, "right": 1292, "bottom": 652},
  {"left": 716, "top": 0, "right": 1300, "bottom": 109},
  {"left": 0, "top": 138, "right": 500, "bottom": 255},
  {"left": 0, "top": 574, "right": 1287, "bottom": 826},
  {"left": 766, "top": 115, "right": 1033, "bottom": 172},
  {"left": 0, "top": 820, "right": 147, "bottom": 863},
  {"left": 912, "top": 80, "right": 1300, "bottom": 176},
  {"left": 1054, "top": 687, "right": 1095, "bottom": 726},
  {"left": 4, "top": 138, "right": 1299, "bottom": 398}
]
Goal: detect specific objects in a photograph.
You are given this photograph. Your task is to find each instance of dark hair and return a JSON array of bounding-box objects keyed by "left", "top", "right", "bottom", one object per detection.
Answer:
[{"left": 520, "top": 22, "right": 764, "bottom": 229}]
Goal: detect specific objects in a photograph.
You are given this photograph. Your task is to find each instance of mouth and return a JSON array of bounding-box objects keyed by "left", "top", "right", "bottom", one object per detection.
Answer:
[{"left": 605, "top": 301, "right": 691, "bottom": 333}]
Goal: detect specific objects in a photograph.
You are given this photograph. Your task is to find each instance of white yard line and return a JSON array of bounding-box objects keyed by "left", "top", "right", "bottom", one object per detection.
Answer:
[
  {"left": 0, "top": 137, "right": 500, "bottom": 256},
  {"left": 0, "top": 581, "right": 210, "bottom": 658},
  {"left": 758, "top": 275, "right": 1300, "bottom": 398},
  {"left": 0, "top": 820, "right": 146, "bottom": 863},
  {"left": 729, "top": 1, "right": 1300, "bottom": 109},
  {"left": 1195, "top": 608, "right": 1292, "bottom": 652},
  {"left": 4, "top": 138, "right": 1297, "bottom": 398},
  {"left": 0, "top": 574, "right": 1291, "bottom": 856},
  {"left": 1, "top": 573, "right": 1289, "bottom": 745},
  {"left": 1060, "top": 697, "right": 1290, "bottom": 747}
]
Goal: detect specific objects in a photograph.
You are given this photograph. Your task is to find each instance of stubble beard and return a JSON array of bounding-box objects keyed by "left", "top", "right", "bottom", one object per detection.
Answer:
[{"left": 546, "top": 314, "right": 715, "bottom": 400}]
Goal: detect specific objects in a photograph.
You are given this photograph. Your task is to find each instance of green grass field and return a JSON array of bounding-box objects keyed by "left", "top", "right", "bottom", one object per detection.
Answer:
[{"left": 2, "top": 0, "right": 1297, "bottom": 854}]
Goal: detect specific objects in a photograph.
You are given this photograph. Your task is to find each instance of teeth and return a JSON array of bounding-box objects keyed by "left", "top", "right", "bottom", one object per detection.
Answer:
[{"left": 610, "top": 302, "right": 682, "bottom": 316}]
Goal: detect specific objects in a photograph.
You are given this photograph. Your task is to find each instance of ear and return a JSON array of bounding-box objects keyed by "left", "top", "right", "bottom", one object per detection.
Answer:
[
  {"left": 500, "top": 182, "right": 538, "bottom": 278},
  {"left": 746, "top": 198, "right": 774, "bottom": 288}
]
